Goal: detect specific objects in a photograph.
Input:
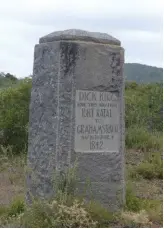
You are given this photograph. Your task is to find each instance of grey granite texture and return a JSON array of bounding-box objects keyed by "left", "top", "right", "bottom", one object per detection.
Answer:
[
  {"left": 27, "top": 29, "right": 125, "bottom": 210},
  {"left": 39, "top": 29, "right": 121, "bottom": 46}
]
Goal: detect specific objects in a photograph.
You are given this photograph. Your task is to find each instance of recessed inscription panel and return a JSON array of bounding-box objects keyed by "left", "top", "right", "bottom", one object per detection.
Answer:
[{"left": 75, "top": 90, "right": 120, "bottom": 152}]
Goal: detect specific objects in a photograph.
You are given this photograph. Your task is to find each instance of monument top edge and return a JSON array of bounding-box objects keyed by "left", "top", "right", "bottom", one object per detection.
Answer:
[{"left": 39, "top": 29, "right": 121, "bottom": 46}]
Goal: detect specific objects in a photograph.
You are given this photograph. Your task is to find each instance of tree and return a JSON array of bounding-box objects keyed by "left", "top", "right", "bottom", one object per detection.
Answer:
[{"left": 5, "top": 73, "right": 17, "bottom": 81}]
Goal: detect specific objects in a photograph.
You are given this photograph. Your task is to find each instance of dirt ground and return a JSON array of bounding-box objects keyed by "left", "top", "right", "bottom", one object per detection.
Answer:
[{"left": 0, "top": 150, "right": 163, "bottom": 227}]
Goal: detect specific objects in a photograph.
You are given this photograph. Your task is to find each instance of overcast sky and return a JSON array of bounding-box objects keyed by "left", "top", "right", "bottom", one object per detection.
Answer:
[{"left": 0, "top": 0, "right": 163, "bottom": 78}]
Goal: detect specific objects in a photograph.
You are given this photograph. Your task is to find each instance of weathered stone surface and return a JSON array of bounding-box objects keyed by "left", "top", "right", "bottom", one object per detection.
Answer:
[
  {"left": 39, "top": 29, "right": 121, "bottom": 46},
  {"left": 27, "top": 29, "right": 125, "bottom": 210}
]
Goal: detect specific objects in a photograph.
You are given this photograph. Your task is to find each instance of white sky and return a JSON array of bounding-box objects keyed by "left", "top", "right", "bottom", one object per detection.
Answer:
[{"left": 0, "top": 0, "right": 163, "bottom": 77}]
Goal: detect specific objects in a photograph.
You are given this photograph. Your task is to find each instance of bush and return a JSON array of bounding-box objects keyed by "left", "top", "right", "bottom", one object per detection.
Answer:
[
  {"left": 121, "top": 210, "right": 151, "bottom": 227},
  {"left": 0, "top": 74, "right": 18, "bottom": 89},
  {"left": 125, "top": 81, "right": 138, "bottom": 90},
  {"left": 0, "top": 78, "right": 31, "bottom": 154},
  {"left": 2, "top": 199, "right": 97, "bottom": 228},
  {"left": 126, "top": 125, "right": 162, "bottom": 151},
  {"left": 7, "top": 198, "right": 25, "bottom": 217},
  {"left": 125, "top": 82, "right": 162, "bottom": 132},
  {"left": 0, "top": 197, "right": 25, "bottom": 227},
  {"left": 135, "top": 162, "right": 162, "bottom": 180},
  {"left": 129, "top": 152, "right": 163, "bottom": 180},
  {"left": 125, "top": 182, "right": 162, "bottom": 226}
]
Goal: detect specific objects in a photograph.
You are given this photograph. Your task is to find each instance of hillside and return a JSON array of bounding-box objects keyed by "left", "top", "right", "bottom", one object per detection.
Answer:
[
  {"left": 0, "top": 63, "right": 163, "bottom": 86},
  {"left": 124, "top": 63, "right": 163, "bottom": 83}
]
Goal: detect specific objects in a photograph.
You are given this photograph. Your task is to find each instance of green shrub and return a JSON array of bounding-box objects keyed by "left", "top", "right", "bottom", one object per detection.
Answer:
[
  {"left": 125, "top": 184, "right": 143, "bottom": 212},
  {"left": 126, "top": 125, "right": 162, "bottom": 151},
  {"left": 135, "top": 163, "right": 162, "bottom": 180},
  {"left": 0, "top": 197, "right": 25, "bottom": 227},
  {"left": 86, "top": 201, "right": 116, "bottom": 227},
  {"left": 125, "top": 82, "right": 162, "bottom": 132},
  {"left": 0, "top": 75, "right": 18, "bottom": 89},
  {"left": 0, "top": 206, "right": 7, "bottom": 217},
  {"left": 1, "top": 80, "right": 162, "bottom": 155},
  {"left": 125, "top": 81, "right": 138, "bottom": 90},
  {"left": 7, "top": 198, "right": 25, "bottom": 217},
  {"left": 0, "top": 78, "right": 31, "bottom": 154},
  {"left": 125, "top": 182, "right": 162, "bottom": 221},
  {"left": 130, "top": 152, "right": 163, "bottom": 180},
  {"left": 4, "top": 199, "right": 97, "bottom": 228}
]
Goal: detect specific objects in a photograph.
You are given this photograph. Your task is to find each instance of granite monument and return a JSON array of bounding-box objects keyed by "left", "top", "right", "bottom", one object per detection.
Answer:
[{"left": 27, "top": 29, "right": 125, "bottom": 210}]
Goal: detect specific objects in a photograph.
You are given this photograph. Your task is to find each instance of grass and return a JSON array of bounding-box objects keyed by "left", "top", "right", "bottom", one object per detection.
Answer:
[
  {"left": 125, "top": 183, "right": 143, "bottom": 212},
  {"left": 7, "top": 197, "right": 25, "bottom": 217},
  {"left": 0, "top": 198, "right": 98, "bottom": 228},
  {"left": 0, "top": 130, "right": 163, "bottom": 227},
  {"left": 0, "top": 183, "right": 162, "bottom": 228},
  {"left": 0, "top": 127, "right": 163, "bottom": 227},
  {"left": 85, "top": 201, "right": 117, "bottom": 227},
  {"left": 0, "top": 149, "right": 163, "bottom": 228},
  {"left": 124, "top": 183, "right": 163, "bottom": 226},
  {"left": 53, "top": 160, "right": 79, "bottom": 201},
  {"left": 0, "top": 197, "right": 25, "bottom": 227},
  {"left": 128, "top": 151, "right": 163, "bottom": 180},
  {"left": 120, "top": 210, "right": 151, "bottom": 227}
]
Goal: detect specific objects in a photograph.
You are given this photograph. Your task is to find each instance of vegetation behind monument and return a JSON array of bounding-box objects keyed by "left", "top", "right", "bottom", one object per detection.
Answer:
[{"left": 0, "top": 73, "right": 162, "bottom": 154}]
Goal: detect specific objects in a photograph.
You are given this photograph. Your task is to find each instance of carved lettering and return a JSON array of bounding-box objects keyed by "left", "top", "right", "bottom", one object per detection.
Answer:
[{"left": 75, "top": 90, "right": 120, "bottom": 152}]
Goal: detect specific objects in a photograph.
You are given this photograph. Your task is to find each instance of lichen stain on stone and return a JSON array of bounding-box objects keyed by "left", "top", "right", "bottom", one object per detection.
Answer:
[{"left": 60, "top": 42, "right": 78, "bottom": 75}]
